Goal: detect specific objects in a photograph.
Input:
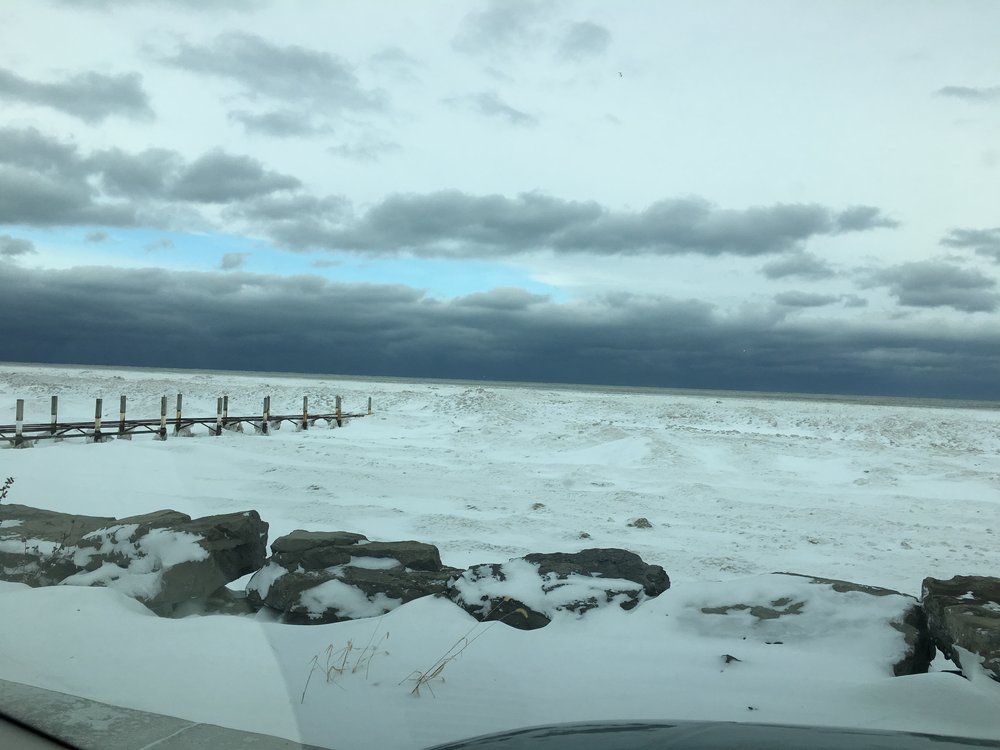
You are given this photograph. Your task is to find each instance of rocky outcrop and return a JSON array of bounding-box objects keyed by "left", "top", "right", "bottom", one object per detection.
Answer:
[
  {"left": 776, "top": 573, "right": 934, "bottom": 675},
  {"left": 0, "top": 503, "right": 268, "bottom": 613},
  {"left": 446, "top": 548, "right": 670, "bottom": 630},
  {"left": 246, "top": 530, "right": 460, "bottom": 624},
  {"left": 922, "top": 575, "right": 1000, "bottom": 682}
]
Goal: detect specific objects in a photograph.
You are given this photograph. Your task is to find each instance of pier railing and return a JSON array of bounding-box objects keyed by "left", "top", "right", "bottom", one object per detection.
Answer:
[{"left": 2, "top": 394, "right": 372, "bottom": 447}]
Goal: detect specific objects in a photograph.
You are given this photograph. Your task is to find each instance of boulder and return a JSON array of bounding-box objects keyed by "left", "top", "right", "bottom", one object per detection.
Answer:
[
  {"left": 247, "top": 530, "right": 458, "bottom": 624},
  {"left": 922, "top": 575, "right": 1000, "bottom": 682},
  {"left": 0, "top": 504, "right": 116, "bottom": 586},
  {"left": 776, "top": 573, "right": 934, "bottom": 676},
  {"left": 447, "top": 548, "right": 670, "bottom": 631},
  {"left": 695, "top": 573, "right": 933, "bottom": 676},
  {"left": 0, "top": 503, "right": 268, "bottom": 613}
]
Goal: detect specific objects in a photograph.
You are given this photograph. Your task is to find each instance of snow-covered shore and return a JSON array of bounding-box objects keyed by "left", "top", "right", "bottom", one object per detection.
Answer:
[{"left": 1, "top": 363, "right": 998, "bottom": 748}]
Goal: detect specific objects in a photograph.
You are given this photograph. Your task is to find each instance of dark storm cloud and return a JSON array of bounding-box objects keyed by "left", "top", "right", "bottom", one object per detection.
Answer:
[
  {"left": 2, "top": 262, "right": 997, "bottom": 399},
  {"left": 774, "top": 291, "right": 840, "bottom": 308},
  {"left": 0, "top": 235, "right": 35, "bottom": 257},
  {"left": 761, "top": 252, "right": 835, "bottom": 280},
  {"left": 872, "top": 261, "right": 999, "bottom": 313},
  {"left": 228, "top": 109, "right": 332, "bottom": 138},
  {"left": 940, "top": 227, "right": 1000, "bottom": 262},
  {"left": 935, "top": 85, "right": 1000, "bottom": 102},
  {"left": 0, "top": 68, "right": 152, "bottom": 122},
  {"left": 159, "top": 32, "right": 384, "bottom": 111},
  {"left": 250, "top": 191, "right": 897, "bottom": 258},
  {"left": 0, "top": 126, "right": 300, "bottom": 225},
  {"left": 170, "top": 151, "right": 301, "bottom": 203},
  {"left": 557, "top": 21, "right": 611, "bottom": 60},
  {"left": 450, "top": 92, "right": 537, "bottom": 126}
]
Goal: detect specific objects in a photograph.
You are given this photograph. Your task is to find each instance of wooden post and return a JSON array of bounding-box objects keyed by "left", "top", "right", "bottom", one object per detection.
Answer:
[
  {"left": 222, "top": 395, "right": 229, "bottom": 429},
  {"left": 261, "top": 396, "right": 270, "bottom": 435},
  {"left": 174, "top": 394, "right": 183, "bottom": 435},
  {"left": 118, "top": 395, "right": 127, "bottom": 436},
  {"left": 50, "top": 396, "right": 58, "bottom": 436},
  {"left": 302, "top": 396, "right": 308, "bottom": 430},
  {"left": 157, "top": 396, "right": 167, "bottom": 440},
  {"left": 335, "top": 395, "right": 343, "bottom": 427},
  {"left": 367, "top": 396, "right": 372, "bottom": 416},
  {"left": 14, "top": 399, "right": 24, "bottom": 447},
  {"left": 215, "top": 397, "right": 223, "bottom": 436},
  {"left": 93, "top": 398, "right": 103, "bottom": 442}
]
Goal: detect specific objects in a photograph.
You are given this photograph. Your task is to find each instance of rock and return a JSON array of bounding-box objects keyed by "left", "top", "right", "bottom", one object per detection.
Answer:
[
  {"left": 922, "top": 575, "right": 1000, "bottom": 682},
  {"left": 165, "top": 586, "right": 259, "bottom": 618},
  {"left": 0, "top": 503, "right": 268, "bottom": 612},
  {"left": 627, "top": 517, "right": 652, "bottom": 529},
  {"left": 447, "top": 548, "right": 670, "bottom": 631},
  {"left": 777, "top": 573, "right": 934, "bottom": 676},
  {"left": 696, "top": 573, "right": 933, "bottom": 676},
  {"left": 247, "top": 530, "right": 457, "bottom": 624},
  {"left": 0, "top": 504, "right": 116, "bottom": 586}
]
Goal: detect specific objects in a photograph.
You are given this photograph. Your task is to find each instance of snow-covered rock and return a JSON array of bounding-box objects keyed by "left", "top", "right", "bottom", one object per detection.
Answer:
[
  {"left": 691, "top": 572, "right": 934, "bottom": 676},
  {"left": 0, "top": 503, "right": 268, "bottom": 612},
  {"left": 922, "top": 575, "right": 1000, "bottom": 683},
  {"left": 246, "top": 529, "right": 459, "bottom": 624},
  {"left": 446, "top": 548, "right": 671, "bottom": 630}
]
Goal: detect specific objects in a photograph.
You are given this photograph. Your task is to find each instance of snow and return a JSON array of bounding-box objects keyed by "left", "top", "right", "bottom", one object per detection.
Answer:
[
  {"left": 1, "top": 363, "right": 999, "bottom": 749},
  {"left": 298, "top": 578, "right": 402, "bottom": 620},
  {"left": 450, "top": 559, "right": 645, "bottom": 618}
]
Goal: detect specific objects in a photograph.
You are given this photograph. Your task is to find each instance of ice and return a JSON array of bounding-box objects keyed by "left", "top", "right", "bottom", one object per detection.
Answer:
[{"left": 0, "top": 363, "right": 998, "bottom": 749}]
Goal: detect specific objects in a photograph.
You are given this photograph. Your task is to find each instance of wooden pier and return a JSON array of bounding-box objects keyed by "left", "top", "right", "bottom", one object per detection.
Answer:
[{"left": 2, "top": 394, "right": 372, "bottom": 447}]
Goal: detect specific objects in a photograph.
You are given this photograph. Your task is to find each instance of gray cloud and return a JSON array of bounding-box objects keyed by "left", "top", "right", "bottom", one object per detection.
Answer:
[
  {"left": 86, "top": 231, "right": 108, "bottom": 242},
  {"left": 0, "top": 164, "right": 135, "bottom": 226},
  {"left": 557, "top": 21, "right": 611, "bottom": 61},
  {"left": 228, "top": 109, "right": 332, "bottom": 138},
  {"left": 0, "top": 235, "right": 35, "bottom": 257},
  {"left": 774, "top": 291, "right": 840, "bottom": 308},
  {"left": 872, "top": 261, "right": 999, "bottom": 313},
  {"left": 53, "top": 0, "right": 260, "bottom": 10},
  {"left": 327, "top": 139, "right": 401, "bottom": 162},
  {"left": 761, "top": 252, "right": 835, "bottom": 280},
  {"left": 454, "top": 287, "right": 550, "bottom": 310},
  {"left": 89, "top": 148, "right": 181, "bottom": 198},
  {"left": 0, "top": 126, "right": 301, "bottom": 226},
  {"left": 369, "top": 47, "right": 421, "bottom": 82},
  {"left": 170, "top": 151, "right": 300, "bottom": 203},
  {"left": 941, "top": 227, "right": 1000, "bottom": 262},
  {"left": 0, "top": 68, "right": 152, "bottom": 122},
  {"left": 249, "top": 190, "right": 898, "bottom": 259},
  {"left": 935, "top": 85, "right": 1000, "bottom": 102},
  {"left": 159, "top": 32, "right": 384, "bottom": 112},
  {"left": 144, "top": 238, "right": 173, "bottom": 252},
  {"left": 450, "top": 91, "right": 537, "bottom": 126},
  {"left": 2, "top": 262, "right": 997, "bottom": 399},
  {"left": 453, "top": 0, "right": 549, "bottom": 58},
  {"left": 220, "top": 252, "right": 249, "bottom": 270},
  {"left": 834, "top": 205, "right": 899, "bottom": 232}
]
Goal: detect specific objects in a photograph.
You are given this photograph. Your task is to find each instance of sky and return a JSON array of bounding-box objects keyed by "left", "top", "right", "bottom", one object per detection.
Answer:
[{"left": 1, "top": 0, "right": 1000, "bottom": 398}]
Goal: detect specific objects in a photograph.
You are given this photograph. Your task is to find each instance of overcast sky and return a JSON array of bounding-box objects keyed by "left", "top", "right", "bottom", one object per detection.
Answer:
[{"left": 2, "top": 0, "right": 999, "bottom": 398}]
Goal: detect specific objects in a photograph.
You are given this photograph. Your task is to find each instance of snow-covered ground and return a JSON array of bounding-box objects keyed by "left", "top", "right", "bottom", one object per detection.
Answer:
[{"left": 1, "top": 363, "right": 998, "bottom": 748}]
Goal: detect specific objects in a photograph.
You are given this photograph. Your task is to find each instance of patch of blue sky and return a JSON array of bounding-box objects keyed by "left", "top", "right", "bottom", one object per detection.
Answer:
[{"left": 4, "top": 226, "right": 566, "bottom": 301}]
